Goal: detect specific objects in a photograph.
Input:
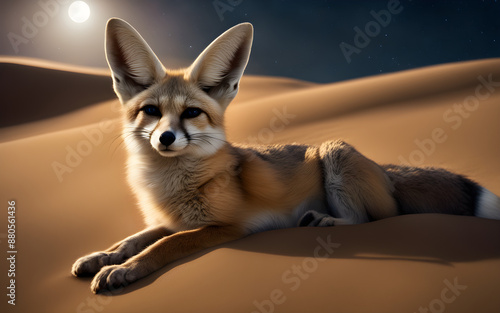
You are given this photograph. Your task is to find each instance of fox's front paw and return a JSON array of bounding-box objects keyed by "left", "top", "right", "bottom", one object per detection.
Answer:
[
  {"left": 72, "top": 252, "right": 113, "bottom": 277},
  {"left": 91, "top": 264, "right": 138, "bottom": 294}
]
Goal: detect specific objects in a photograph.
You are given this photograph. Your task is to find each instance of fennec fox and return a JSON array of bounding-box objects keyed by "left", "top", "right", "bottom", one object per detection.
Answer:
[{"left": 72, "top": 18, "right": 500, "bottom": 293}]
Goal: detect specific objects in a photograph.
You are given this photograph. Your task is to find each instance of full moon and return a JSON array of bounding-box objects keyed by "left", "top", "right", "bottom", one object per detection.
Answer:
[{"left": 68, "top": 1, "right": 90, "bottom": 23}]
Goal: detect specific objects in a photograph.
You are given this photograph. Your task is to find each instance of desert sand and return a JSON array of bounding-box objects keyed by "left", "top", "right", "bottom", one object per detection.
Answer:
[{"left": 0, "top": 57, "right": 499, "bottom": 313}]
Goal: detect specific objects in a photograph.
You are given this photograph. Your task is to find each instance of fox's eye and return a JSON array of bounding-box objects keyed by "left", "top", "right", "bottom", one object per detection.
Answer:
[
  {"left": 141, "top": 105, "right": 161, "bottom": 117},
  {"left": 181, "top": 107, "right": 202, "bottom": 119}
]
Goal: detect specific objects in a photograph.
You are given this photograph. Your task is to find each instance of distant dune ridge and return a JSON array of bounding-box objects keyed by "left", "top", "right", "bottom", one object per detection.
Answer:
[{"left": 0, "top": 57, "right": 499, "bottom": 313}]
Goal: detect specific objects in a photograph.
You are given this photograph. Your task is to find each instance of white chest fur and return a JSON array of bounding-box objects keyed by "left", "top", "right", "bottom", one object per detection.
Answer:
[{"left": 126, "top": 154, "right": 212, "bottom": 231}]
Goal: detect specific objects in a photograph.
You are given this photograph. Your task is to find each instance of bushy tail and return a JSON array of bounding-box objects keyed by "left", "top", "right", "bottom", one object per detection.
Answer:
[
  {"left": 382, "top": 165, "right": 500, "bottom": 221},
  {"left": 476, "top": 188, "right": 500, "bottom": 220}
]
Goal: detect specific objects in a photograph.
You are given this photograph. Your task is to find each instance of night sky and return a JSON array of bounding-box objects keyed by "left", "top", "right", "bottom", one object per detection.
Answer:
[{"left": 1, "top": 0, "right": 499, "bottom": 83}]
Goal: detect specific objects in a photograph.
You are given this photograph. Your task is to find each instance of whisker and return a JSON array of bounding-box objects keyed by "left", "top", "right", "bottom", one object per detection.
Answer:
[
  {"left": 108, "top": 134, "right": 126, "bottom": 160},
  {"left": 190, "top": 133, "right": 228, "bottom": 145},
  {"left": 112, "top": 128, "right": 153, "bottom": 155}
]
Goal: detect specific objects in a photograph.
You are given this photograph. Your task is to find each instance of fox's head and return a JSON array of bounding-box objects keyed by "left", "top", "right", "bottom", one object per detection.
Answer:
[{"left": 105, "top": 18, "right": 253, "bottom": 158}]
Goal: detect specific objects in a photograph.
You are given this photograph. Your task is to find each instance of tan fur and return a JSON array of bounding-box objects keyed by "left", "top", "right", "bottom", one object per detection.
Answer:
[
  {"left": 72, "top": 18, "right": 499, "bottom": 294},
  {"left": 236, "top": 144, "right": 323, "bottom": 212},
  {"left": 319, "top": 140, "right": 398, "bottom": 224}
]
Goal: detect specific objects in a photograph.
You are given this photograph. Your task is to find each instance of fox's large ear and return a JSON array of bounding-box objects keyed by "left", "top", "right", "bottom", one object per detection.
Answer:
[
  {"left": 105, "top": 18, "right": 165, "bottom": 104},
  {"left": 187, "top": 23, "right": 253, "bottom": 107}
]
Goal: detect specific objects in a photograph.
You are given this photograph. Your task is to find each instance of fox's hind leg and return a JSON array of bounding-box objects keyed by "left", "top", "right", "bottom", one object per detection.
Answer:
[
  {"left": 298, "top": 210, "right": 336, "bottom": 227},
  {"left": 319, "top": 140, "right": 398, "bottom": 225},
  {"left": 72, "top": 226, "right": 172, "bottom": 277}
]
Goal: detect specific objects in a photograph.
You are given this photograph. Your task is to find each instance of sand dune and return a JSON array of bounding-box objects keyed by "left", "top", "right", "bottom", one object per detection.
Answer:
[
  {"left": 0, "top": 57, "right": 499, "bottom": 313},
  {"left": 0, "top": 57, "right": 116, "bottom": 128},
  {"left": 0, "top": 58, "right": 315, "bottom": 143}
]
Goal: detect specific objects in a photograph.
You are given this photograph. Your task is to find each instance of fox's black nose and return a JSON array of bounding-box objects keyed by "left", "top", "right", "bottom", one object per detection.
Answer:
[{"left": 159, "top": 131, "right": 176, "bottom": 147}]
